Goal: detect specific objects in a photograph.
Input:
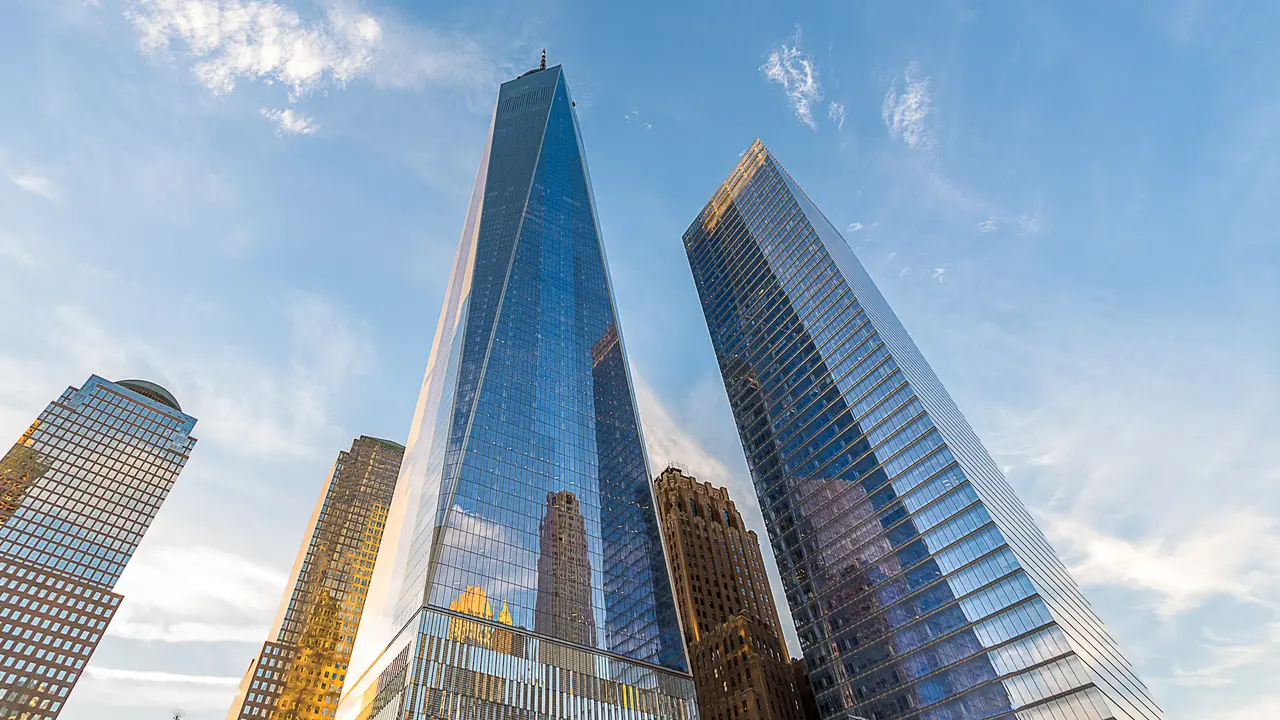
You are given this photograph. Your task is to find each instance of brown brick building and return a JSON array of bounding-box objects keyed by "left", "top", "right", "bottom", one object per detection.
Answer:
[{"left": 655, "top": 466, "right": 816, "bottom": 720}]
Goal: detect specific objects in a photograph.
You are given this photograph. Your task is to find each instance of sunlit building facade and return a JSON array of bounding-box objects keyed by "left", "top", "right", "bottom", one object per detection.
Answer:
[
  {"left": 0, "top": 376, "right": 197, "bottom": 720},
  {"left": 227, "top": 435, "right": 404, "bottom": 720},
  {"left": 682, "top": 141, "right": 1163, "bottom": 720},
  {"left": 339, "top": 61, "right": 695, "bottom": 720}
]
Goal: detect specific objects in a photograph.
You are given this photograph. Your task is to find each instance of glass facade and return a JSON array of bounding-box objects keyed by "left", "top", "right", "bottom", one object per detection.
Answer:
[
  {"left": 682, "top": 141, "right": 1163, "bottom": 720},
  {"left": 0, "top": 375, "right": 197, "bottom": 719},
  {"left": 228, "top": 436, "right": 404, "bottom": 720},
  {"left": 340, "top": 64, "right": 695, "bottom": 720}
]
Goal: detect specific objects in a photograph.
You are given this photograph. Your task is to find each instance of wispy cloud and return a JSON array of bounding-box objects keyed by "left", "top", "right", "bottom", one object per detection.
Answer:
[
  {"left": 9, "top": 173, "right": 59, "bottom": 201},
  {"left": 846, "top": 222, "right": 864, "bottom": 233},
  {"left": 85, "top": 667, "right": 241, "bottom": 686},
  {"left": 1045, "top": 514, "right": 1280, "bottom": 618},
  {"left": 0, "top": 237, "right": 37, "bottom": 267},
  {"left": 882, "top": 61, "right": 934, "bottom": 152},
  {"left": 930, "top": 267, "right": 947, "bottom": 283},
  {"left": 761, "top": 28, "right": 822, "bottom": 130},
  {"left": 828, "top": 101, "right": 846, "bottom": 131},
  {"left": 125, "top": 0, "right": 494, "bottom": 128},
  {"left": 260, "top": 107, "right": 317, "bottom": 135},
  {"left": 110, "top": 545, "right": 287, "bottom": 643},
  {"left": 1171, "top": 624, "right": 1280, "bottom": 687},
  {"left": 73, "top": 666, "right": 242, "bottom": 713},
  {"left": 975, "top": 215, "right": 1043, "bottom": 235}
]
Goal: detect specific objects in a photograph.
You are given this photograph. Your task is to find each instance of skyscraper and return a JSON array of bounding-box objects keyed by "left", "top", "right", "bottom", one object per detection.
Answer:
[
  {"left": 226, "top": 435, "right": 403, "bottom": 720},
  {"left": 0, "top": 375, "right": 197, "bottom": 719},
  {"left": 339, "top": 60, "right": 695, "bottom": 720},
  {"left": 654, "top": 467, "right": 809, "bottom": 720},
  {"left": 682, "top": 141, "right": 1163, "bottom": 720}
]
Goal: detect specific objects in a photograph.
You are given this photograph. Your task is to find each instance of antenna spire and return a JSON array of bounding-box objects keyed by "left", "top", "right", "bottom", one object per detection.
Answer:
[{"left": 540, "top": 49, "right": 546, "bottom": 70}]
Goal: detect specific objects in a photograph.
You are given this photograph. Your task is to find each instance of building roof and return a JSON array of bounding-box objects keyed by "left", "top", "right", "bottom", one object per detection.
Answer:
[{"left": 116, "top": 379, "right": 182, "bottom": 412}]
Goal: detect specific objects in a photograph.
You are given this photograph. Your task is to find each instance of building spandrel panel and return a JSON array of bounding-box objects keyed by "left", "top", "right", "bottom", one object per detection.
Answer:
[
  {"left": 0, "top": 375, "right": 197, "bottom": 720},
  {"left": 681, "top": 141, "right": 1162, "bottom": 720},
  {"left": 341, "top": 61, "right": 694, "bottom": 720}
]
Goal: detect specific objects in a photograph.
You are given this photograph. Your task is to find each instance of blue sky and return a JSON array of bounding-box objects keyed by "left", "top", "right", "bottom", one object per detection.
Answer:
[{"left": 1, "top": 0, "right": 1277, "bottom": 718}]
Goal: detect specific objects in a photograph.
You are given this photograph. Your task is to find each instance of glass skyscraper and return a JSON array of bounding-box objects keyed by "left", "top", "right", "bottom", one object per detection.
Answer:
[
  {"left": 227, "top": 435, "right": 404, "bottom": 720},
  {"left": 682, "top": 141, "right": 1162, "bottom": 720},
  {"left": 0, "top": 375, "right": 197, "bottom": 719},
  {"left": 339, "top": 62, "right": 695, "bottom": 720}
]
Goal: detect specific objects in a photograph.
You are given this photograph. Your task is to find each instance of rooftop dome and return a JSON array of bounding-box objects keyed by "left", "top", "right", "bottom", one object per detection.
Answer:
[{"left": 116, "top": 379, "right": 182, "bottom": 412}]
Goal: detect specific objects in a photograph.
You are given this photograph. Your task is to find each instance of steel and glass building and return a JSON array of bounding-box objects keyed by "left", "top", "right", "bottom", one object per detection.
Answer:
[
  {"left": 339, "top": 60, "right": 695, "bottom": 720},
  {"left": 227, "top": 436, "right": 404, "bottom": 720},
  {"left": 0, "top": 375, "right": 197, "bottom": 719},
  {"left": 682, "top": 141, "right": 1162, "bottom": 720}
]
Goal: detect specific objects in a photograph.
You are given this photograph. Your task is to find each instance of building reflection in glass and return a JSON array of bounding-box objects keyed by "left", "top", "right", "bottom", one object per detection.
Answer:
[{"left": 682, "top": 141, "right": 1163, "bottom": 720}]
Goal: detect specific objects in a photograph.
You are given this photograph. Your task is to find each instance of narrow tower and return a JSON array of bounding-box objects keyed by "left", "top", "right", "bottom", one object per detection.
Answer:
[
  {"left": 226, "top": 436, "right": 403, "bottom": 720},
  {"left": 339, "top": 61, "right": 695, "bottom": 720},
  {"left": 0, "top": 376, "right": 197, "bottom": 719},
  {"left": 682, "top": 141, "right": 1163, "bottom": 720},
  {"left": 655, "top": 466, "right": 811, "bottom": 720}
]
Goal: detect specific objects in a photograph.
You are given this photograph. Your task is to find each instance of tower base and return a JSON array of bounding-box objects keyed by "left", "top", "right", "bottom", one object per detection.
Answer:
[{"left": 339, "top": 608, "right": 698, "bottom": 720}]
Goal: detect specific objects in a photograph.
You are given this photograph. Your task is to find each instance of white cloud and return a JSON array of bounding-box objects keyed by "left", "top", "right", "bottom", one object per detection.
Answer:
[
  {"left": 1171, "top": 624, "right": 1280, "bottom": 687},
  {"left": 976, "top": 217, "right": 999, "bottom": 232},
  {"left": 1218, "top": 695, "right": 1280, "bottom": 720},
  {"left": 882, "top": 61, "right": 934, "bottom": 152},
  {"left": 1045, "top": 514, "right": 1280, "bottom": 618},
  {"left": 70, "top": 667, "right": 240, "bottom": 713},
  {"left": 126, "top": 0, "right": 380, "bottom": 95},
  {"left": 125, "top": 0, "right": 494, "bottom": 112},
  {"left": 846, "top": 222, "right": 864, "bottom": 233},
  {"left": 259, "top": 107, "right": 317, "bottom": 135},
  {"left": 761, "top": 28, "right": 823, "bottom": 130},
  {"left": 828, "top": 101, "right": 846, "bottom": 130},
  {"left": 110, "top": 545, "right": 287, "bottom": 643},
  {"left": 10, "top": 173, "right": 59, "bottom": 200},
  {"left": 930, "top": 267, "right": 947, "bottom": 283},
  {"left": 84, "top": 667, "right": 241, "bottom": 686},
  {"left": 899, "top": 266, "right": 911, "bottom": 277}
]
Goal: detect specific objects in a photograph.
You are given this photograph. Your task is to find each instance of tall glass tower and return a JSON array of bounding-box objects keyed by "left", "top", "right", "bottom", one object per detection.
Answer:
[
  {"left": 0, "top": 375, "right": 197, "bottom": 719},
  {"left": 339, "top": 62, "right": 695, "bottom": 720},
  {"left": 682, "top": 141, "right": 1162, "bottom": 720}
]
